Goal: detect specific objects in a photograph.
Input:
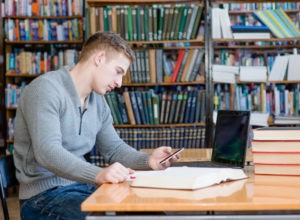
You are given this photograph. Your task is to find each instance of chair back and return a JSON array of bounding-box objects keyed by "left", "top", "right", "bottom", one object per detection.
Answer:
[{"left": 0, "top": 154, "right": 18, "bottom": 220}]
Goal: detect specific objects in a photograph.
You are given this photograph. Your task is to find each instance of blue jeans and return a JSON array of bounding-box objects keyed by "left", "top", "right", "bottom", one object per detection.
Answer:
[{"left": 20, "top": 183, "right": 97, "bottom": 220}]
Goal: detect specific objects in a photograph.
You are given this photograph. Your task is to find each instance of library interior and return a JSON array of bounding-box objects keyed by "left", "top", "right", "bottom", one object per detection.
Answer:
[{"left": 1, "top": 0, "right": 300, "bottom": 220}]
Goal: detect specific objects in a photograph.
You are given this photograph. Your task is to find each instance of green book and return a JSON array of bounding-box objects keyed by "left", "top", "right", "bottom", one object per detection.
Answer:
[
  {"left": 162, "top": 6, "right": 170, "bottom": 40},
  {"left": 124, "top": 7, "right": 129, "bottom": 40},
  {"left": 107, "top": 7, "right": 113, "bottom": 31},
  {"left": 103, "top": 7, "right": 109, "bottom": 31},
  {"left": 190, "top": 6, "right": 203, "bottom": 39},
  {"left": 111, "top": 92, "right": 123, "bottom": 124},
  {"left": 169, "top": 6, "right": 180, "bottom": 40},
  {"left": 132, "top": 6, "right": 137, "bottom": 40},
  {"left": 152, "top": 92, "right": 160, "bottom": 125},
  {"left": 116, "top": 7, "right": 122, "bottom": 36},
  {"left": 182, "top": 6, "right": 193, "bottom": 39},
  {"left": 127, "top": 6, "right": 133, "bottom": 41},
  {"left": 105, "top": 93, "right": 120, "bottom": 124},
  {"left": 144, "top": 6, "right": 150, "bottom": 41},
  {"left": 173, "top": 6, "right": 184, "bottom": 40},
  {"left": 178, "top": 6, "right": 189, "bottom": 40},
  {"left": 136, "top": 6, "right": 141, "bottom": 41},
  {"left": 165, "top": 6, "right": 174, "bottom": 40},
  {"left": 152, "top": 5, "right": 158, "bottom": 40},
  {"left": 148, "top": 6, "right": 153, "bottom": 41},
  {"left": 147, "top": 90, "right": 154, "bottom": 124},
  {"left": 157, "top": 6, "right": 164, "bottom": 40},
  {"left": 139, "top": 7, "right": 145, "bottom": 41}
]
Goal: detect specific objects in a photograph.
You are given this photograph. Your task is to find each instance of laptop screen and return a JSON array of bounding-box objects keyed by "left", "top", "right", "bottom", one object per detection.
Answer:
[{"left": 211, "top": 110, "right": 250, "bottom": 167}]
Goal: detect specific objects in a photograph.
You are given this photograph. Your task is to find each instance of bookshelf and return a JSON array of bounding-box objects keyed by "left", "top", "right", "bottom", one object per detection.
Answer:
[
  {"left": 0, "top": 3, "right": 5, "bottom": 154},
  {"left": 85, "top": 0, "right": 209, "bottom": 158},
  {"left": 1, "top": 0, "right": 85, "bottom": 154},
  {"left": 211, "top": 0, "right": 300, "bottom": 127}
]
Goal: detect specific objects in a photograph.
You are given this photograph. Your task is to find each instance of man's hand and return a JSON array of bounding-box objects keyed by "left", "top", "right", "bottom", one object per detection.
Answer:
[
  {"left": 95, "top": 162, "right": 134, "bottom": 185},
  {"left": 148, "top": 146, "right": 180, "bottom": 170}
]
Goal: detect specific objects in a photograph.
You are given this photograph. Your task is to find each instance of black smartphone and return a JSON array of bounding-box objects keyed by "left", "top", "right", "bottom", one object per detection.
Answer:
[{"left": 159, "top": 147, "right": 185, "bottom": 164}]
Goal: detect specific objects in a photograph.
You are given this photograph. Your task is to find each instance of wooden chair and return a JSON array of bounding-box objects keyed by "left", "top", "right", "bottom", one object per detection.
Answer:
[{"left": 0, "top": 154, "right": 18, "bottom": 220}]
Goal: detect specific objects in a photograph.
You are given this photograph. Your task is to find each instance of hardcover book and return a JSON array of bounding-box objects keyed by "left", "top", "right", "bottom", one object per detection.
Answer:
[{"left": 130, "top": 167, "right": 247, "bottom": 190}]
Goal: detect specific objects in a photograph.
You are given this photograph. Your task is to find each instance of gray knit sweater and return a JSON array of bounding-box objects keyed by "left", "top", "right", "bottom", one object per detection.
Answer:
[{"left": 13, "top": 65, "right": 149, "bottom": 200}]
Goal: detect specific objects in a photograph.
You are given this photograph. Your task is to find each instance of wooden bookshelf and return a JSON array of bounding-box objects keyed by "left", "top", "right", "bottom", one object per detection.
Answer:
[
  {"left": 2, "top": 1, "right": 85, "bottom": 151},
  {"left": 211, "top": 0, "right": 300, "bottom": 126},
  {"left": 86, "top": 0, "right": 207, "bottom": 149},
  {"left": 87, "top": 0, "right": 201, "bottom": 6}
]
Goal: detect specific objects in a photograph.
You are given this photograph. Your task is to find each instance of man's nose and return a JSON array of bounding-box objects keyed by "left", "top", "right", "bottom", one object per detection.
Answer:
[{"left": 114, "top": 76, "right": 122, "bottom": 88}]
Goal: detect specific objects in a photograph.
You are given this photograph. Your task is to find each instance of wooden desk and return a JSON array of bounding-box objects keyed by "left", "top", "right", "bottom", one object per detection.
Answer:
[
  {"left": 82, "top": 170, "right": 300, "bottom": 219},
  {"left": 141, "top": 148, "right": 253, "bottom": 163}
]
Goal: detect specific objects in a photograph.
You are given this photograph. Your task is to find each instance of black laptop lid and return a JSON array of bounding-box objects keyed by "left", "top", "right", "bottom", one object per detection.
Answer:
[{"left": 211, "top": 110, "right": 250, "bottom": 167}]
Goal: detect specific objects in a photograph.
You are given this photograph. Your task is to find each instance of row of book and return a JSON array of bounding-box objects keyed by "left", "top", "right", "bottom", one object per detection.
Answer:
[
  {"left": 87, "top": 5, "right": 203, "bottom": 41},
  {"left": 104, "top": 89, "right": 206, "bottom": 125},
  {"left": 3, "top": 0, "right": 83, "bottom": 16},
  {"left": 212, "top": 7, "right": 300, "bottom": 39},
  {"left": 253, "top": 9, "right": 300, "bottom": 38},
  {"left": 214, "top": 49, "right": 295, "bottom": 72},
  {"left": 213, "top": 51, "right": 300, "bottom": 83},
  {"left": 269, "top": 53, "right": 300, "bottom": 81},
  {"left": 224, "top": 2, "right": 300, "bottom": 11},
  {"left": 214, "top": 83, "right": 300, "bottom": 118},
  {"left": 5, "top": 82, "right": 27, "bottom": 108},
  {"left": 6, "top": 48, "right": 79, "bottom": 74},
  {"left": 5, "top": 18, "right": 83, "bottom": 41},
  {"left": 87, "top": 126, "right": 206, "bottom": 167},
  {"left": 252, "top": 127, "right": 300, "bottom": 176},
  {"left": 125, "top": 49, "right": 204, "bottom": 84}
]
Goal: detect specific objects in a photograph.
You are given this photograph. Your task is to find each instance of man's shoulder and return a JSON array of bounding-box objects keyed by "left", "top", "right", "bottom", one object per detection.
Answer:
[{"left": 27, "top": 69, "right": 65, "bottom": 91}]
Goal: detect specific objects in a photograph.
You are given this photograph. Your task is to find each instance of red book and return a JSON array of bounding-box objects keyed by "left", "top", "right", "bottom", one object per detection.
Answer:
[{"left": 171, "top": 50, "right": 185, "bottom": 83}]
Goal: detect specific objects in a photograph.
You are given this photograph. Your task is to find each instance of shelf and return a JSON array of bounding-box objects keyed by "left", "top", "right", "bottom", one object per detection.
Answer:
[
  {"left": 6, "top": 139, "right": 14, "bottom": 144},
  {"left": 6, "top": 72, "right": 41, "bottom": 78},
  {"left": 213, "top": 38, "right": 300, "bottom": 43},
  {"left": 4, "top": 15, "right": 83, "bottom": 19},
  {"left": 5, "top": 40, "right": 84, "bottom": 44},
  {"left": 6, "top": 107, "right": 17, "bottom": 111},
  {"left": 214, "top": 44, "right": 300, "bottom": 49},
  {"left": 87, "top": 0, "right": 201, "bottom": 6},
  {"left": 213, "top": 0, "right": 300, "bottom": 3},
  {"left": 214, "top": 80, "right": 300, "bottom": 85},
  {"left": 122, "top": 80, "right": 205, "bottom": 86},
  {"left": 128, "top": 37, "right": 204, "bottom": 45},
  {"left": 229, "top": 9, "right": 300, "bottom": 15},
  {"left": 114, "top": 123, "right": 205, "bottom": 128}
]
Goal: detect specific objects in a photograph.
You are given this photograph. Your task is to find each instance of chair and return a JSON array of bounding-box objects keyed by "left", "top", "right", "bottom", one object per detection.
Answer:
[{"left": 0, "top": 154, "right": 18, "bottom": 220}]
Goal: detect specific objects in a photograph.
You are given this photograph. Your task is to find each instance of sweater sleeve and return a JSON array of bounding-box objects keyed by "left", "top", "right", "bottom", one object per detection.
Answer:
[
  {"left": 95, "top": 99, "right": 151, "bottom": 170},
  {"left": 19, "top": 80, "right": 101, "bottom": 184}
]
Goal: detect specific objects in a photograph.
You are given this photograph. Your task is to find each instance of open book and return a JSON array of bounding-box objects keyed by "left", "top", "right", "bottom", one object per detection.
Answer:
[{"left": 130, "top": 167, "right": 248, "bottom": 190}]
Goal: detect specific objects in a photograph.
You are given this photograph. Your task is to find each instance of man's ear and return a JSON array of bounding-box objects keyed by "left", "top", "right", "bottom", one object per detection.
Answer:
[{"left": 94, "top": 51, "right": 106, "bottom": 66}]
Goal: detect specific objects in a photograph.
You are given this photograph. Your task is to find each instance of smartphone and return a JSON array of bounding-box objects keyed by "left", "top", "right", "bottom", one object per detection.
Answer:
[{"left": 159, "top": 147, "right": 185, "bottom": 164}]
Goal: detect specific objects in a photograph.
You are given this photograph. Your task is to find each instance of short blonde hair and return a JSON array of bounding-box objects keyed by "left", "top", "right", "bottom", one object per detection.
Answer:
[{"left": 79, "top": 31, "right": 135, "bottom": 63}]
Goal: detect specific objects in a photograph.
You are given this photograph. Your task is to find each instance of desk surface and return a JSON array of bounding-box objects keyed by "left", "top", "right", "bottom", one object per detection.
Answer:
[{"left": 82, "top": 169, "right": 300, "bottom": 213}]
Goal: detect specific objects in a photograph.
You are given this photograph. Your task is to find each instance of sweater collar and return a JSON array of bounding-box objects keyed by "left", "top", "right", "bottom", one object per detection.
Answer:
[{"left": 61, "top": 65, "right": 91, "bottom": 110}]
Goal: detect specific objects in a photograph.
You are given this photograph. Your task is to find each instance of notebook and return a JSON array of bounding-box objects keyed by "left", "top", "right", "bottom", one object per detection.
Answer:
[{"left": 172, "top": 110, "right": 251, "bottom": 168}]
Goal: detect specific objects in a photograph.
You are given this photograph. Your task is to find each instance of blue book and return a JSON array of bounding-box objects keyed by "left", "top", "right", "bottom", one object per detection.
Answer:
[
  {"left": 231, "top": 25, "right": 270, "bottom": 33},
  {"left": 129, "top": 91, "right": 142, "bottom": 124}
]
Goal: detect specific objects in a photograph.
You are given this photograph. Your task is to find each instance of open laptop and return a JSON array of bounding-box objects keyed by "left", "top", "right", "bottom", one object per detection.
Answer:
[{"left": 172, "top": 110, "right": 251, "bottom": 168}]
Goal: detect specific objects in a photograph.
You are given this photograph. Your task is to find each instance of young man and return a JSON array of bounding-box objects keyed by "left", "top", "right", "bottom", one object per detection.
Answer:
[{"left": 14, "top": 32, "right": 178, "bottom": 220}]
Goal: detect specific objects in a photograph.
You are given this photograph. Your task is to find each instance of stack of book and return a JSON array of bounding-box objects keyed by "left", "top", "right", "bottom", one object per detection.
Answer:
[
  {"left": 231, "top": 25, "right": 271, "bottom": 40},
  {"left": 252, "top": 127, "right": 300, "bottom": 176}
]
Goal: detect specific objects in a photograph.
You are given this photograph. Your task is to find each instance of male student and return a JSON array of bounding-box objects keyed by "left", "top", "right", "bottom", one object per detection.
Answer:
[{"left": 13, "top": 31, "right": 177, "bottom": 220}]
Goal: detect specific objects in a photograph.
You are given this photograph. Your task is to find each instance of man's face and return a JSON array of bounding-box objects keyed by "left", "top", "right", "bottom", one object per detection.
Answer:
[{"left": 93, "top": 52, "right": 130, "bottom": 95}]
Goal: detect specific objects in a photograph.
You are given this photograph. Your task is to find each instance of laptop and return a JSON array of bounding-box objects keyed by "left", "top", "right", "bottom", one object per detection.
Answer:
[{"left": 172, "top": 110, "right": 251, "bottom": 168}]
